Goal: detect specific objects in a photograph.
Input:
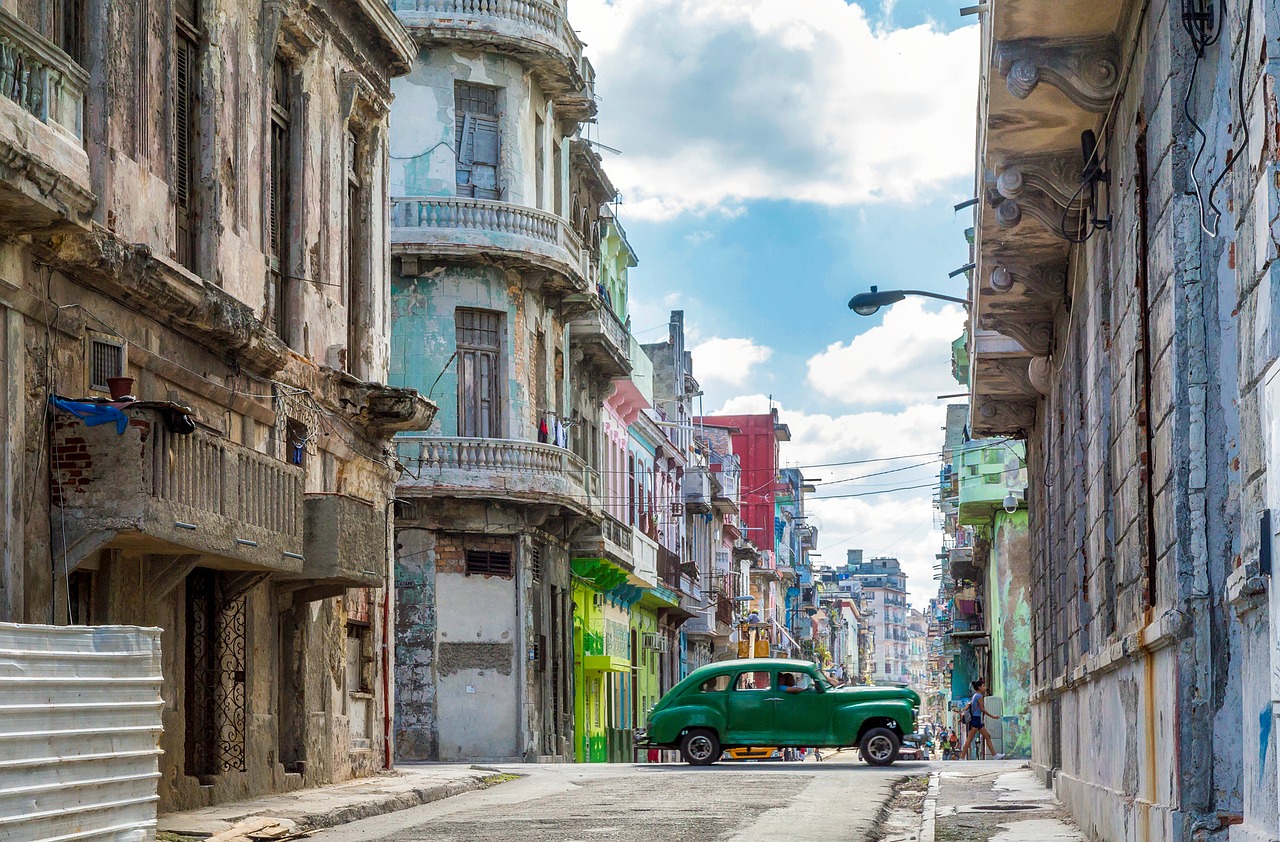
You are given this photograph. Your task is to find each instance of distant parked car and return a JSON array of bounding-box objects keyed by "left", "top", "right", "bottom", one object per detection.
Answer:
[
  {"left": 636, "top": 658, "right": 920, "bottom": 767},
  {"left": 898, "top": 740, "right": 928, "bottom": 761}
]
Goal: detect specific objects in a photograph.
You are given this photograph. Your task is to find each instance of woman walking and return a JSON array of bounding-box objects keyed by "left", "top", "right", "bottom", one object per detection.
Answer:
[{"left": 959, "top": 679, "right": 999, "bottom": 760}]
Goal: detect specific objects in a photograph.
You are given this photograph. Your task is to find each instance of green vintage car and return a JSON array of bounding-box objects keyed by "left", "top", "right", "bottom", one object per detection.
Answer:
[{"left": 637, "top": 658, "right": 920, "bottom": 767}]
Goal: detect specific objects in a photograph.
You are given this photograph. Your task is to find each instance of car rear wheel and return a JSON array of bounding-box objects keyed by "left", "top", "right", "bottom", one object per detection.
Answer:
[
  {"left": 860, "top": 727, "right": 900, "bottom": 766},
  {"left": 680, "top": 729, "right": 721, "bottom": 766}
]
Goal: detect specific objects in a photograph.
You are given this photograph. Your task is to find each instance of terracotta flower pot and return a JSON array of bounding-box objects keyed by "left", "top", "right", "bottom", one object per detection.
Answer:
[{"left": 106, "top": 377, "right": 135, "bottom": 401}]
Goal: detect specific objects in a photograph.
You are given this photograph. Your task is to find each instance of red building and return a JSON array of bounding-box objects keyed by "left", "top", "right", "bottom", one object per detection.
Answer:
[{"left": 696, "top": 408, "right": 791, "bottom": 558}]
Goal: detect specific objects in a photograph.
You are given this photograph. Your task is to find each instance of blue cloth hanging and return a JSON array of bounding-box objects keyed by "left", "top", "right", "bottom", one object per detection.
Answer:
[{"left": 49, "top": 396, "right": 129, "bottom": 434}]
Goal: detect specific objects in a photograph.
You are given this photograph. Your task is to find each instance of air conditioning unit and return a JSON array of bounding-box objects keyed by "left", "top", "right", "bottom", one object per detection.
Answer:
[{"left": 642, "top": 632, "right": 669, "bottom": 653}]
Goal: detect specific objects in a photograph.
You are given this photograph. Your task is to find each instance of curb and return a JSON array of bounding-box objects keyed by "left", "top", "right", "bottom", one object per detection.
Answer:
[
  {"left": 920, "top": 771, "right": 940, "bottom": 842},
  {"left": 158, "top": 773, "right": 498, "bottom": 839},
  {"left": 294, "top": 776, "right": 489, "bottom": 832}
]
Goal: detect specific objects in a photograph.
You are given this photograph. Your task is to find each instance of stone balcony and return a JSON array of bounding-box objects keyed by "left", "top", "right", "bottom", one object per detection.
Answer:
[
  {"left": 387, "top": 0, "right": 595, "bottom": 121},
  {"left": 568, "top": 298, "right": 630, "bottom": 379},
  {"left": 392, "top": 197, "right": 588, "bottom": 292},
  {"left": 574, "top": 512, "right": 634, "bottom": 568},
  {"left": 396, "top": 434, "right": 602, "bottom": 515},
  {"left": 0, "top": 8, "right": 94, "bottom": 232},
  {"left": 52, "top": 408, "right": 304, "bottom": 575},
  {"left": 289, "top": 494, "right": 388, "bottom": 594}
]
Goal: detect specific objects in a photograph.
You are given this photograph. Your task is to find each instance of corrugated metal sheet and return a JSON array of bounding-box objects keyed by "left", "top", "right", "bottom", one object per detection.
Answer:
[{"left": 0, "top": 623, "right": 164, "bottom": 842}]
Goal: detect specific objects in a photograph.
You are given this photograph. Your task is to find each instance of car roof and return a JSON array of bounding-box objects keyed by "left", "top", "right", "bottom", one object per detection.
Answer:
[{"left": 690, "top": 658, "right": 819, "bottom": 675}]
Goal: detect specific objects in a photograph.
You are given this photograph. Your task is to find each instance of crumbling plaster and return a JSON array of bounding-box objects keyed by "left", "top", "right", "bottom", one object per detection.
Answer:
[
  {"left": 390, "top": 49, "right": 561, "bottom": 213},
  {"left": 0, "top": 0, "right": 428, "bottom": 816}
]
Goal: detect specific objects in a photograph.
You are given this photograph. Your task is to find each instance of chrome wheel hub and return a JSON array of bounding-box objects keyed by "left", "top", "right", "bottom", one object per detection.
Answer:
[
  {"left": 867, "top": 735, "right": 893, "bottom": 761},
  {"left": 688, "top": 735, "right": 714, "bottom": 761}
]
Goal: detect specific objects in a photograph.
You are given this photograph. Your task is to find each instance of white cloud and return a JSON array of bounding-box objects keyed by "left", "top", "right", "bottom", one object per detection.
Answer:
[
  {"left": 806, "top": 298, "right": 965, "bottom": 409},
  {"left": 572, "top": 0, "right": 979, "bottom": 219},
  {"left": 710, "top": 394, "right": 949, "bottom": 607},
  {"left": 691, "top": 337, "right": 774, "bottom": 387}
]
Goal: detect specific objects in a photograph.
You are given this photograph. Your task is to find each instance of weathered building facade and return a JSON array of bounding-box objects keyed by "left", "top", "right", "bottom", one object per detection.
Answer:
[
  {"left": 0, "top": 0, "right": 430, "bottom": 812},
  {"left": 386, "top": 0, "right": 614, "bottom": 762},
  {"left": 968, "top": 0, "right": 1280, "bottom": 835}
]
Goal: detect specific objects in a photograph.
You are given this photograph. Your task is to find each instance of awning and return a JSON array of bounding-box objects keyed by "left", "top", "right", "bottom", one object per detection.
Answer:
[
  {"left": 583, "top": 655, "right": 631, "bottom": 673},
  {"left": 638, "top": 584, "right": 681, "bottom": 610},
  {"left": 572, "top": 557, "right": 632, "bottom": 591}
]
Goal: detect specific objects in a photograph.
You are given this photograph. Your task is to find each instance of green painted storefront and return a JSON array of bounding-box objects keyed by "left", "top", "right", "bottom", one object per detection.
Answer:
[{"left": 570, "top": 558, "right": 670, "bottom": 762}]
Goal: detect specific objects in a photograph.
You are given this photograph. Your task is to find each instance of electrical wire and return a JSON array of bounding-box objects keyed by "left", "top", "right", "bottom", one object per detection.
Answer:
[
  {"left": 1181, "top": 0, "right": 1251, "bottom": 238},
  {"left": 813, "top": 458, "right": 943, "bottom": 489}
]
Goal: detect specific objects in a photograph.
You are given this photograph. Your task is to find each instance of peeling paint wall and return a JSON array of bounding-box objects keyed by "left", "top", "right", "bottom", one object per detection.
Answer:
[
  {"left": 988, "top": 510, "right": 1032, "bottom": 759},
  {"left": 390, "top": 49, "right": 555, "bottom": 211},
  {"left": 0, "top": 0, "right": 417, "bottom": 814},
  {"left": 1019, "top": 0, "right": 1253, "bottom": 836}
]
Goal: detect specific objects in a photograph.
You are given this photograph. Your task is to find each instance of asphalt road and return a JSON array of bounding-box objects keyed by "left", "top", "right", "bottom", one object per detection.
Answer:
[{"left": 308, "top": 753, "right": 931, "bottom": 842}]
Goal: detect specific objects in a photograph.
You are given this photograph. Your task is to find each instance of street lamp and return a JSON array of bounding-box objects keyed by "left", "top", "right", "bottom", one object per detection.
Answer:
[{"left": 847, "top": 286, "right": 971, "bottom": 317}]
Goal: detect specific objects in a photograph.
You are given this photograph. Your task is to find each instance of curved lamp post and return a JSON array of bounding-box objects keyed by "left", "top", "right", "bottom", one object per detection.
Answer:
[{"left": 847, "top": 285, "right": 971, "bottom": 316}]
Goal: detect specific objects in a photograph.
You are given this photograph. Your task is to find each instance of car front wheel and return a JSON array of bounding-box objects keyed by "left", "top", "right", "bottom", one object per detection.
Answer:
[
  {"left": 680, "top": 729, "right": 721, "bottom": 766},
  {"left": 860, "top": 727, "right": 900, "bottom": 766}
]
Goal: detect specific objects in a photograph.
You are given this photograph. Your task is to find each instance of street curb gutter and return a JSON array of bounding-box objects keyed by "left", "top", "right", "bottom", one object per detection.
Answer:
[
  {"left": 920, "top": 771, "right": 940, "bottom": 842},
  {"left": 297, "top": 777, "right": 488, "bottom": 832},
  {"left": 158, "top": 773, "right": 510, "bottom": 840}
]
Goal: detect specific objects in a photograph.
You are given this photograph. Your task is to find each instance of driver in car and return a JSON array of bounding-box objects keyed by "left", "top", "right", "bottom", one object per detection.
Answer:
[{"left": 778, "top": 672, "right": 808, "bottom": 693}]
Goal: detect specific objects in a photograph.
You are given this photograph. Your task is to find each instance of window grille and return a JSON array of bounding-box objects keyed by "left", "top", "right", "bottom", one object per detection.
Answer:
[
  {"left": 89, "top": 338, "right": 125, "bottom": 391},
  {"left": 465, "top": 550, "right": 513, "bottom": 578},
  {"left": 529, "top": 544, "right": 542, "bottom": 581}
]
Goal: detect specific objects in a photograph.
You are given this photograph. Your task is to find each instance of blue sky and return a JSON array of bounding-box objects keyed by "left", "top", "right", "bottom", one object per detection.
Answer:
[{"left": 574, "top": 0, "right": 979, "bottom": 605}]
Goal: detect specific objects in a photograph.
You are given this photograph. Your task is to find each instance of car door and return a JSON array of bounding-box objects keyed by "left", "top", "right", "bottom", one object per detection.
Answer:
[
  {"left": 768, "top": 669, "right": 832, "bottom": 745},
  {"left": 724, "top": 670, "right": 775, "bottom": 745}
]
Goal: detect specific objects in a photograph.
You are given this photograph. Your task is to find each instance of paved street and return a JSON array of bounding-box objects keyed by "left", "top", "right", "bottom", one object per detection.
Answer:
[{"left": 308, "top": 754, "right": 922, "bottom": 842}]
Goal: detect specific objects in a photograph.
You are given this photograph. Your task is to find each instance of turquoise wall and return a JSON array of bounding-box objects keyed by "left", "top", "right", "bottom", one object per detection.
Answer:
[
  {"left": 390, "top": 267, "right": 528, "bottom": 437},
  {"left": 988, "top": 508, "right": 1032, "bottom": 758}
]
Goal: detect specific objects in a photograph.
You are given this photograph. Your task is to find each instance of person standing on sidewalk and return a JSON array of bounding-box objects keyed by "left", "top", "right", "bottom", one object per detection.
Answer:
[{"left": 959, "top": 679, "right": 999, "bottom": 759}]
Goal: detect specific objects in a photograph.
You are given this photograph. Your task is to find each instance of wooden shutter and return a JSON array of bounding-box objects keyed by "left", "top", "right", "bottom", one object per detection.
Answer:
[
  {"left": 173, "top": 26, "right": 198, "bottom": 270},
  {"left": 454, "top": 83, "right": 500, "bottom": 199},
  {"left": 469, "top": 115, "right": 500, "bottom": 199},
  {"left": 456, "top": 309, "right": 502, "bottom": 438}
]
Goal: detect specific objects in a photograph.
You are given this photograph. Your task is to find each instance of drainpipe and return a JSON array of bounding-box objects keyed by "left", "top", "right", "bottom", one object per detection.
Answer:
[{"left": 383, "top": 497, "right": 397, "bottom": 771}]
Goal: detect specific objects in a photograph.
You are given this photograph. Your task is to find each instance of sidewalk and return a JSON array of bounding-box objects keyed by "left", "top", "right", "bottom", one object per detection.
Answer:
[
  {"left": 157, "top": 764, "right": 512, "bottom": 841},
  {"left": 924, "top": 761, "right": 1085, "bottom": 842}
]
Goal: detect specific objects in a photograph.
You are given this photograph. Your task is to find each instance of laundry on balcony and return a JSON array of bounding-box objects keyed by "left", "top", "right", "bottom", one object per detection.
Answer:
[
  {"left": 49, "top": 395, "right": 197, "bottom": 436},
  {"left": 48, "top": 395, "right": 129, "bottom": 434}
]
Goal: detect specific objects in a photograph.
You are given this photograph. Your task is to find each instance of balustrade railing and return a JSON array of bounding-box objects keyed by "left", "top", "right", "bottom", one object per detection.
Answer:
[
  {"left": 603, "top": 513, "right": 631, "bottom": 549},
  {"left": 386, "top": 0, "right": 584, "bottom": 64},
  {"left": 152, "top": 425, "right": 303, "bottom": 540},
  {"left": 398, "top": 434, "right": 599, "bottom": 502},
  {"left": 392, "top": 197, "right": 585, "bottom": 277},
  {"left": 0, "top": 9, "right": 87, "bottom": 140}
]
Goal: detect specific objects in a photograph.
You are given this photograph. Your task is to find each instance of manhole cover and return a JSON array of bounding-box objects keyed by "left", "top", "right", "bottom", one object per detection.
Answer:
[{"left": 966, "top": 804, "right": 1043, "bottom": 812}]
